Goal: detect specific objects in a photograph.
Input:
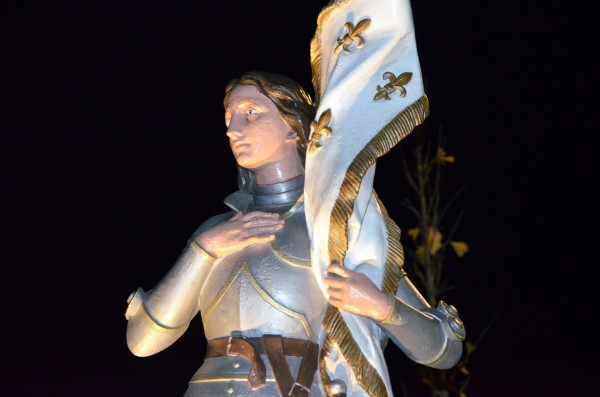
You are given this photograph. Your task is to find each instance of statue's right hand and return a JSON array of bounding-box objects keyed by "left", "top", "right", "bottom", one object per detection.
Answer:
[{"left": 196, "top": 211, "right": 284, "bottom": 258}]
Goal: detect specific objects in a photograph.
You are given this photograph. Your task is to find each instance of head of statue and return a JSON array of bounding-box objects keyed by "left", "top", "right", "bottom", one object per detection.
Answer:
[{"left": 223, "top": 71, "right": 316, "bottom": 191}]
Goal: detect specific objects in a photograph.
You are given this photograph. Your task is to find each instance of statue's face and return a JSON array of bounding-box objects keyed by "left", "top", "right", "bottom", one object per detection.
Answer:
[{"left": 225, "top": 85, "right": 295, "bottom": 171}]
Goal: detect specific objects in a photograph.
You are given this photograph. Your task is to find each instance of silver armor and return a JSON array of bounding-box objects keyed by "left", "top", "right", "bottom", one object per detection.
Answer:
[{"left": 125, "top": 175, "right": 464, "bottom": 396}]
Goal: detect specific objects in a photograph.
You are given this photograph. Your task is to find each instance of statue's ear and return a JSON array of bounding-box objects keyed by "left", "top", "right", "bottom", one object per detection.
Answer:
[{"left": 286, "top": 129, "right": 298, "bottom": 142}]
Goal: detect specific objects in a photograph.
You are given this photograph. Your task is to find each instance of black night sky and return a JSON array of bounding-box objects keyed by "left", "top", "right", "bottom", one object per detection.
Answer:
[{"left": 3, "top": 1, "right": 596, "bottom": 396}]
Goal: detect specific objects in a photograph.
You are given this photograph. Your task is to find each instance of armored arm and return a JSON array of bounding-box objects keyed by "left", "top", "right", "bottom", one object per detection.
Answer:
[
  {"left": 124, "top": 212, "right": 233, "bottom": 357},
  {"left": 124, "top": 237, "right": 216, "bottom": 357},
  {"left": 377, "top": 277, "right": 465, "bottom": 369}
]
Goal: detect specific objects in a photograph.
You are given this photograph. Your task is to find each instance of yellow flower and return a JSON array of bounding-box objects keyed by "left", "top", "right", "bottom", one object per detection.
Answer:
[
  {"left": 407, "top": 227, "right": 420, "bottom": 242},
  {"left": 427, "top": 227, "right": 443, "bottom": 256},
  {"left": 435, "top": 147, "right": 455, "bottom": 165},
  {"left": 450, "top": 241, "right": 469, "bottom": 257}
]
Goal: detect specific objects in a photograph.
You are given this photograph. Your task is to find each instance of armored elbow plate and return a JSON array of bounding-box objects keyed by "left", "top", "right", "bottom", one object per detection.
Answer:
[{"left": 437, "top": 300, "right": 466, "bottom": 341}]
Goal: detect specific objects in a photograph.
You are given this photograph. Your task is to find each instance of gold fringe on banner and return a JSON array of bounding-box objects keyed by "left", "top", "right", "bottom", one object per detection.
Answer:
[
  {"left": 374, "top": 191, "right": 407, "bottom": 297},
  {"left": 310, "top": 0, "right": 352, "bottom": 106},
  {"left": 319, "top": 94, "right": 429, "bottom": 396}
]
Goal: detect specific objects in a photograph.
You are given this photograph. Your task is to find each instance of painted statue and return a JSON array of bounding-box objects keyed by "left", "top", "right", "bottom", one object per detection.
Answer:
[{"left": 125, "top": 1, "right": 465, "bottom": 396}]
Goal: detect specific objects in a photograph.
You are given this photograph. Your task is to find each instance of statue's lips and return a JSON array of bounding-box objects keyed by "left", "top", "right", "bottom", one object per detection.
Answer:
[{"left": 233, "top": 143, "right": 250, "bottom": 152}]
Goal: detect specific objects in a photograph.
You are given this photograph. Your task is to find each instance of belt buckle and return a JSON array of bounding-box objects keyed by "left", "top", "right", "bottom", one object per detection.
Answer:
[{"left": 289, "top": 382, "right": 311, "bottom": 396}]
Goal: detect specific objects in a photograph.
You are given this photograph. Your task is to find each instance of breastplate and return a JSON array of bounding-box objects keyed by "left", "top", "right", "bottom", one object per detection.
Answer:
[{"left": 199, "top": 205, "right": 327, "bottom": 342}]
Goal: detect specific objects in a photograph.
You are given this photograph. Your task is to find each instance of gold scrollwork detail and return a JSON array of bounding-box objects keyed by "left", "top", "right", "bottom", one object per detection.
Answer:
[
  {"left": 374, "top": 71, "right": 413, "bottom": 101},
  {"left": 308, "top": 109, "right": 332, "bottom": 155},
  {"left": 271, "top": 240, "right": 311, "bottom": 269},
  {"left": 189, "top": 374, "right": 276, "bottom": 384},
  {"left": 241, "top": 264, "right": 313, "bottom": 339},
  {"left": 335, "top": 18, "right": 371, "bottom": 55}
]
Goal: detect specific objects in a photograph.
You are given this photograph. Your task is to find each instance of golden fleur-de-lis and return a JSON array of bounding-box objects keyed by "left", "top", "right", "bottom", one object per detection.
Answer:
[
  {"left": 335, "top": 19, "right": 371, "bottom": 55},
  {"left": 374, "top": 71, "right": 413, "bottom": 101},
  {"left": 308, "top": 109, "right": 332, "bottom": 155}
]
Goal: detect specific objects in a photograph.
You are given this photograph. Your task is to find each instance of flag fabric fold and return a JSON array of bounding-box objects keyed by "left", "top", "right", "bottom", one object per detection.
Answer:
[{"left": 304, "top": 0, "right": 429, "bottom": 395}]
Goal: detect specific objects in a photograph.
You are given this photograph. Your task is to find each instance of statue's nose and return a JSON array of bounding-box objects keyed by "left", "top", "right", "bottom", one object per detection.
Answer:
[{"left": 226, "top": 128, "right": 243, "bottom": 140}]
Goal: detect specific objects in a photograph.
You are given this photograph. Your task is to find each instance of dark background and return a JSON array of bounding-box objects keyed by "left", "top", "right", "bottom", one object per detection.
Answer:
[{"left": 3, "top": 1, "right": 596, "bottom": 396}]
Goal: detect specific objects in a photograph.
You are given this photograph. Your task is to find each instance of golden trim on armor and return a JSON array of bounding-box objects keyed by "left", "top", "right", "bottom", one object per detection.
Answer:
[
  {"left": 241, "top": 263, "right": 314, "bottom": 339},
  {"left": 308, "top": 109, "right": 332, "bottom": 155},
  {"left": 140, "top": 304, "right": 187, "bottom": 335},
  {"left": 418, "top": 340, "right": 451, "bottom": 366},
  {"left": 203, "top": 262, "right": 314, "bottom": 339},
  {"left": 335, "top": 19, "right": 371, "bottom": 55},
  {"left": 188, "top": 239, "right": 217, "bottom": 262},
  {"left": 189, "top": 374, "right": 276, "bottom": 384},
  {"left": 271, "top": 195, "right": 310, "bottom": 268},
  {"left": 203, "top": 266, "right": 244, "bottom": 320},
  {"left": 374, "top": 71, "right": 414, "bottom": 101},
  {"left": 280, "top": 195, "right": 304, "bottom": 220},
  {"left": 270, "top": 241, "right": 312, "bottom": 269}
]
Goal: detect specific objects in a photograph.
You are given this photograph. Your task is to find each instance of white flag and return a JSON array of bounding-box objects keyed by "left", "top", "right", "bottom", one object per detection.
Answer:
[{"left": 304, "top": 0, "right": 429, "bottom": 395}]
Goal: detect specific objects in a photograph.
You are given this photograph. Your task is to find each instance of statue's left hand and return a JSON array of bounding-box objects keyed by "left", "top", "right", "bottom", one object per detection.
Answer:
[{"left": 324, "top": 261, "right": 393, "bottom": 322}]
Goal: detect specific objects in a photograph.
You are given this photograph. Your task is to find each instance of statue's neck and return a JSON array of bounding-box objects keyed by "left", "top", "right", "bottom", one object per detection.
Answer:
[{"left": 253, "top": 149, "right": 304, "bottom": 185}]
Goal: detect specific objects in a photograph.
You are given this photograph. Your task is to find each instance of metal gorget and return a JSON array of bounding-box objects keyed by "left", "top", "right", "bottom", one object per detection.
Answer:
[{"left": 224, "top": 174, "right": 305, "bottom": 214}]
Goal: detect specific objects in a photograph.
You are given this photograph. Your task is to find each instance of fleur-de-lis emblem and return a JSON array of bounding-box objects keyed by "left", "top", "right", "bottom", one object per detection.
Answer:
[
  {"left": 374, "top": 71, "right": 413, "bottom": 101},
  {"left": 335, "top": 19, "right": 371, "bottom": 55},
  {"left": 308, "top": 109, "right": 332, "bottom": 155}
]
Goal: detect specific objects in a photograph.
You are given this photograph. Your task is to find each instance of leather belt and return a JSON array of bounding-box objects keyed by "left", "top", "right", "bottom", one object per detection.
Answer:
[{"left": 206, "top": 335, "right": 319, "bottom": 396}]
